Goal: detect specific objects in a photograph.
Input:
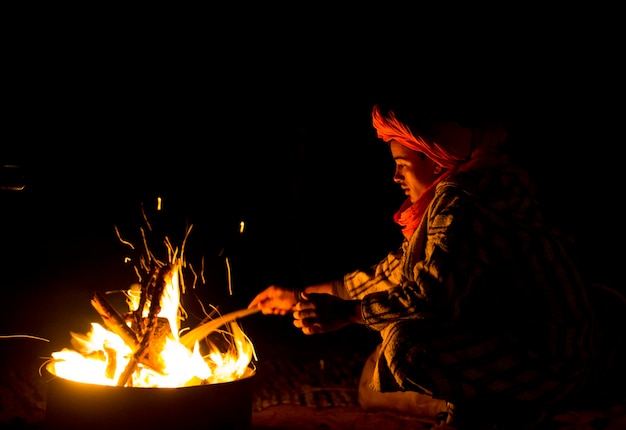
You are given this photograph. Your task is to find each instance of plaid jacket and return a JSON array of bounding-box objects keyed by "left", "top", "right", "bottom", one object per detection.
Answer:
[{"left": 334, "top": 166, "right": 596, "bottom": 408}]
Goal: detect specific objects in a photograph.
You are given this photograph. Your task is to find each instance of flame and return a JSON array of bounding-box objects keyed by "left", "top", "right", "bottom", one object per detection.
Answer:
[{"left": 46, "top": 219, "right": 256, "bottom": 388}]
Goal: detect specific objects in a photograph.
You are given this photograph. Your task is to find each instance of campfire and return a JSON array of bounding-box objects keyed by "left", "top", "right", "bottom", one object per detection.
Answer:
[
  {"left": 43, "top": 207, "right": 259, "bottom": 429},
  {"left": 46, "top": 263, "right": 257, "bottom": 388}
]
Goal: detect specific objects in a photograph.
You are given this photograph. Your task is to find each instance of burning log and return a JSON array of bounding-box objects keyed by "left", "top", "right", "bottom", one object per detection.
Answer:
[
  {"left": 91, "top": 292, "right": 139, "bottom": 350},
  {"left": 117, "top": 267, "right": 170, "bottom": 386},
  {"left": 90, "top": 265, "right": 176, "bottom": 386},
  {"left": 131, "top": 265, "right": 160, "bottom": 335},
  {"left": 116, "top": 318, "right": 172, "bottom": 387}
]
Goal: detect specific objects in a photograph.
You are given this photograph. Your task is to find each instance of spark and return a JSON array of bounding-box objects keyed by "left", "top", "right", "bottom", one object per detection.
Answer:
[
  {"left": 225, "top": 256, "right": 233, "bottom": 296},
  {"left": 0, "top": 334, "right": 49, "bottom": 342},
  {"left": 140, "top": 203, "right": 153, "bottom": 232},
  {"left": 114, "top": 225, "right": 135, "bottom": 250},
  {"left": 200, "top": 256, "right": 206, "bottom": 285}
]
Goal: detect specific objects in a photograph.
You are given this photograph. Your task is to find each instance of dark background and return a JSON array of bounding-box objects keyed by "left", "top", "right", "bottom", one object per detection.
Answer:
[{"left": 1, "top": 9, "right": 623, "bottom": 352}]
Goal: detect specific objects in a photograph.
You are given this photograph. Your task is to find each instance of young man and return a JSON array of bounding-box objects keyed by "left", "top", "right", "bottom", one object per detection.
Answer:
[{"left": 248, "top": 101, "right": 598, "bottom": 428}]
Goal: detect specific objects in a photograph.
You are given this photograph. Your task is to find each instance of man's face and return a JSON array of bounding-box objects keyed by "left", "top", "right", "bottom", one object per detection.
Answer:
[{"left": 390, "top": 140, "right": 439, "bottom": 203}]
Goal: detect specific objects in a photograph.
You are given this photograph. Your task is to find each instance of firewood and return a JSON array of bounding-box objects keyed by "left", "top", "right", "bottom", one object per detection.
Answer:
[
  {"left": 116, "top": 320, "right": 169, "bottom": 387},
  {"left": 91, "top": 292, "right": 139, "bottom": 349},
  {"left": 133, "top": 265, "right": 160, "bottom": 334},
  {"left": 117, "top": 355, "right": 139, "bottom": 387},
  {"left": 116, "top": 265, "right": 172, "bottom": 386}
]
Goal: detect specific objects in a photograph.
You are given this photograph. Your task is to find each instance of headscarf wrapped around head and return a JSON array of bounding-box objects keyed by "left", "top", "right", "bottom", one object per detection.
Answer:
[
  {"left": 371, "top": 104, "right": 508, "bottom": 171},
  {"left": 371, "top": 104, "right": 510, "bottom": 239}
]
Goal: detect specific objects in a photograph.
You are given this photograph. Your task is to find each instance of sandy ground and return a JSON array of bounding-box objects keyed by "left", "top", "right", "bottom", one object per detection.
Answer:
[{"left": 252, "top": 405, "right": 437, "bottom": 430}]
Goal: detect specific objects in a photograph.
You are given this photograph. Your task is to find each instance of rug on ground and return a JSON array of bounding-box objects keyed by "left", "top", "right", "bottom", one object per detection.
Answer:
[{"left": 251, "top": 350, "right": 369, "bottom": 411}]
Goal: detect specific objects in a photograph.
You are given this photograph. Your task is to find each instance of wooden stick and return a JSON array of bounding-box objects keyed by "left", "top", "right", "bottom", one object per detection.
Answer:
[
  {"left": 91, "top": 292, "right": 139, "bottom": 349},
  {"left": 117, "top": 355, "right": 139, "bottom": 387},
  {"left": 117, "top": 266, "right": 171, "bottom": 387},
  {"left": 133, "top": 265, "right": 159, "bottom": 335},
  {"left": 179, "top": 307, "right": 261, "bottom": 348}
]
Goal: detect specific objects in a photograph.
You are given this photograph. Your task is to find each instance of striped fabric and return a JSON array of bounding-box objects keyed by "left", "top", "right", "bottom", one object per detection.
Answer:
[{"left": 335, "top": 166, "right": 597, "bottom": 410}]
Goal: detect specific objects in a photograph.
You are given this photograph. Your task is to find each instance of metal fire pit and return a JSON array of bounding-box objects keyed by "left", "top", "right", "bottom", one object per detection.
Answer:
[{"left": 45, "top": 370, "right": 254, "bottom": 430}]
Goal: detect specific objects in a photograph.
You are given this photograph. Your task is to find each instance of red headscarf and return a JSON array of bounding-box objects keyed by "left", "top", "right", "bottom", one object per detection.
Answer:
[{"left": 371, "top": 104, "right": 509, "bottom": 239}]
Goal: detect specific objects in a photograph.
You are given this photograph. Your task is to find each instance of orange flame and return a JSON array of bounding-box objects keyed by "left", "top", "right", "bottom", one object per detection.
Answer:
[{"left": 46, "top": 214, "right": 256, "bottom": 388}]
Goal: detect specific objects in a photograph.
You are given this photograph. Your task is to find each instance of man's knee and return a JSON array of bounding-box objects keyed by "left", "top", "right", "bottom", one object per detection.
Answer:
[{"left": 358, "top": 344, "right": 447, "bottom": 419}]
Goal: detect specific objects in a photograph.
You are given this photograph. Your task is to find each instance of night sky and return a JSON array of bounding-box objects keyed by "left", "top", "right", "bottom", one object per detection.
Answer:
[{"left": 1, "top": 12, "right": 623, "bottom": 347}]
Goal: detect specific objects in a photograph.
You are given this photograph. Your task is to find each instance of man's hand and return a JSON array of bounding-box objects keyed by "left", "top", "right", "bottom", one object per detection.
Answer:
[{"left": 293, "top": 293, "right": 361, "bottom": 335}]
